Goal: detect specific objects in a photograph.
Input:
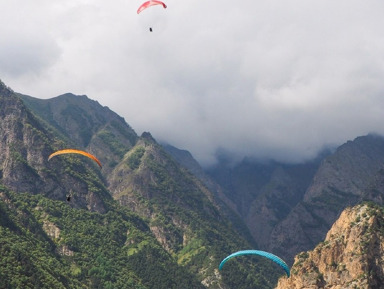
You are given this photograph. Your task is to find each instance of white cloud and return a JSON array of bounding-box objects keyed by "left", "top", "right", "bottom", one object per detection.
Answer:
[{"left": 2, "top": 0, "right": 384, "bottom": 166}]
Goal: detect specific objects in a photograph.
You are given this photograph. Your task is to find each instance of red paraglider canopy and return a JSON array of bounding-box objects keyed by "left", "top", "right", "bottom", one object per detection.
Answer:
[{"left": 137, "top": 0, "right": 167, "bottom": 14}]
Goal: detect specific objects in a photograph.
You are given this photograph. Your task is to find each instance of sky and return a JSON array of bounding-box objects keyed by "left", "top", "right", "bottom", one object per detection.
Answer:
[{"left": 1, "top": 0, "right": 384, "bottom": 166}]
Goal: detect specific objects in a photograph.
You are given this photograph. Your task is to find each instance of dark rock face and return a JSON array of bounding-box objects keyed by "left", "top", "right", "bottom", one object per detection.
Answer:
[
  {"left": 0, "top": 82, "right": 50, "bottom": 194},
  {"left": 0, "top": 82, "right": 108, "bottom": 212},
  {"left": 19, "top": 93, "right": 138, "bottom": 176},
  {"left": 202, "top": 135, "right": 384, "bottom": 265},
  {"left": 268, "top": 135, "right": 384, "bottom": 264}
]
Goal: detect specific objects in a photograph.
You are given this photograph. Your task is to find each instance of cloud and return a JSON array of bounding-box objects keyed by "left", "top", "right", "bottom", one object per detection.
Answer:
[
  {"left": 0, "top": 2, "right": 61, "bottom": 77},
  {"left": 2, "top": 0, "right": 384, "bottom": 166}
]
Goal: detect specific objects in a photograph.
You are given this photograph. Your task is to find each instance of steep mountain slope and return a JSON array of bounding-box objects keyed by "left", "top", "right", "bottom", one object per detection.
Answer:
[
  {"left": 275, "top": 203, "right": 384, "bottom": 289},
  {"left": 19, "top": 93, "right": 138, "bottom": 175},
  {"left": 269, "top": 134, "right": 384, "bottom": 264},
  {"left": 0, "top": 81, "right": 109, "bottom": 212},
  {"left": 108, "top": 133, "right": 280, "bottom": 287},
  {"left": 163, "top": 144, "right": 256, "bottom": 245},
  {"left": 206, "top": 156, "right": 323, "bottom": 254},
  {"left": 0, "top": 79, "right": 285, "bottom": 288}
]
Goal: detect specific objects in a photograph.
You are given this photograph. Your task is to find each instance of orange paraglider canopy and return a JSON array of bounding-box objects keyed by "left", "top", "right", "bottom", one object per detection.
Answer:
[{"left": 48, "top": 149, "right": 102, "bottom": 168}]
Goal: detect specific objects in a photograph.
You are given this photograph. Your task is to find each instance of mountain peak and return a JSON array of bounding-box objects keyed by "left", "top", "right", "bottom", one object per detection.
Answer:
[
  {"left": 0, "top": 79, "right": 14, "bottom": 96},
  {"left": 140, "top": 131, "right": 156, "bottom": 142}
]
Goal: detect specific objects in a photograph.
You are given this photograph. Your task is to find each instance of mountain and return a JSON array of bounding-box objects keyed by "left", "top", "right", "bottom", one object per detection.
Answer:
[
  {"left": 268, "top": 134, "right": 384, "bottom": 264},
  {"left": 0, "top": 82, "right": 110, "bottom": 212},
  {"left": 201, "top": 134, "right": 384, "bottom": 265},
  {"left": 275, "top": 202, "right": 384, "bottom": 288},
  {"left": 0, "top": 79, "right": 283, "bottom": 289},
  {"left": 162, "top": 144, "right": 255, "bottom": 244},
  {"left": 205, "top": 156, "right": 323, "bottom": 252},
  {"left": 4, "top": 77, "right": 384, "bottom": 288},
  {"left": 20, "top": 93, "right": 138, "bottom": 176},
  {"left": 0, "top": 80, "right": 205, "bottom": 288}
]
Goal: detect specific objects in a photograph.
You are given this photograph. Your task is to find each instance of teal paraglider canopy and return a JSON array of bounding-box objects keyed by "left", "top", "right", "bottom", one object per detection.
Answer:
[{"left": 219, "top": 250, "right": 290, "bottom": 277}]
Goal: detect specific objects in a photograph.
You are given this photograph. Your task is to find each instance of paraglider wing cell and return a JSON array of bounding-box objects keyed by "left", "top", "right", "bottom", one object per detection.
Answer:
[
  {"left": 137, "top": 0, "right": 167, "bottom": 14},
  {"left": 219, "top": 250, "right": 290, "bottom": 277},
  {"left": 48, "top": 149, "right": 102, "bottom": 168}
]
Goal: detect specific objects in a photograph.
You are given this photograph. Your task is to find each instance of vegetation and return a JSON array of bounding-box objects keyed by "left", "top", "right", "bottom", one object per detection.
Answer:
[
  {"left": 0, "top": 191, "right": 204, "bottom": 289},
  {"left": 127, "top": 146, "right": 145, "bottom": 170},
  {"left": 97, "top": 128, "right": 130, "bottom": 159}
]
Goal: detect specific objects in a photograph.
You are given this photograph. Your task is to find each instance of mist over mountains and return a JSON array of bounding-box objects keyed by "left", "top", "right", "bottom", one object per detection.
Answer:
[{"left": 166, "top": 134, "right": 384, "bottom": 264}]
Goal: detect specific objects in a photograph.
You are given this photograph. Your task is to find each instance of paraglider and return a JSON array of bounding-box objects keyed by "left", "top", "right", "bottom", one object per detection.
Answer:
[
  {"left": 137, "top": 0, "right": 167, "bottom": 14},
  {"left": 219, "top": 250, "right": 290, "bottom": 277},
  {"left": 66, "top": 190, "right": 74, "bottom": 202},
  {"left": 137, "top": 1, "right": 166, "bottom": 32},
  {"left": 48, "top": 149, "right": 102, "bottom": 168}
]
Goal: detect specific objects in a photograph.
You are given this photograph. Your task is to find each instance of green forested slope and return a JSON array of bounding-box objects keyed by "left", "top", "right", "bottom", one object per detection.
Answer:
[{"left": 0, "top": 190, "right": 203, "bottom": 289}]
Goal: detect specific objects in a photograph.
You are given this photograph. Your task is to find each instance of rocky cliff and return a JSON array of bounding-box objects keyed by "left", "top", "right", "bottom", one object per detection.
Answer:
[
  {"left": 0, "top": 80, "right": 110, "bottom": 212},
  {"left": 275, "top": 203, "right": 384, "bottom": 289},
  {"left": 19, "top": 93, "right": 138, "bottom": 176}
]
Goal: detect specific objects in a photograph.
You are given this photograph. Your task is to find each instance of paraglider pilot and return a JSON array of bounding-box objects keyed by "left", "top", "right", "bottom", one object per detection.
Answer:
[{"left": 149, "top": 27, "right": 153, "bottom": 32}]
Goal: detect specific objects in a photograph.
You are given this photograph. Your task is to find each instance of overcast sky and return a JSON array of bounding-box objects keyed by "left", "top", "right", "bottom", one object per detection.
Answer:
[{"left": 1, "top": 0, "right": 384, "bottom": 166}]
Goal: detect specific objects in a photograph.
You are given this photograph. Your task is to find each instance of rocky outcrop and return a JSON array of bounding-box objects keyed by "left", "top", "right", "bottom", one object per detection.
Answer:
[
  {"left": 0, "top": 80, "right": 108, "bottom": 212},
  {"left": 275, "top": 203, "right": 384, "bottom": 289},
  {"left": 0, "top": 81, "right": 52, "bottom": 194}
]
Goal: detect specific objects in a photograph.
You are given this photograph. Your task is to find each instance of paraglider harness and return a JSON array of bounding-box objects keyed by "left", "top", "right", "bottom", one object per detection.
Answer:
[{"left": 66, "top": 190, "right": 73, "bottom": 202}]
